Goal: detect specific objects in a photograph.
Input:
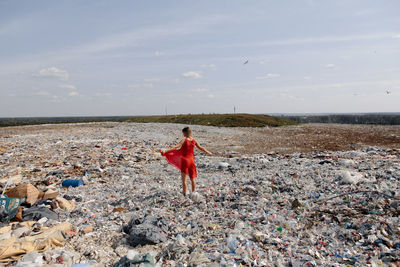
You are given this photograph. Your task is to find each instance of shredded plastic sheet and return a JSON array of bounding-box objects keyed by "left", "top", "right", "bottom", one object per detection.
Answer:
[{"left": 0, "top": 222, "right": 72, "bottom": 264}]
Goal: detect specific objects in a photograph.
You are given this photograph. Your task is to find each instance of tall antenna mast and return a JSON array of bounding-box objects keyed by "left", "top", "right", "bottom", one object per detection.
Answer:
[
  {"left": 234, "top": 106, "right": 236, "bottom": 114},
  {"left": 165, "top": 105, "right": 168, "bottom": 116}
]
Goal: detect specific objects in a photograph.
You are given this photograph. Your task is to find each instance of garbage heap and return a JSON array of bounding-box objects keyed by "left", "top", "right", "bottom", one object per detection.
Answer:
[{"left": 0, "top": 122, "right": 399, "bottom": 266}]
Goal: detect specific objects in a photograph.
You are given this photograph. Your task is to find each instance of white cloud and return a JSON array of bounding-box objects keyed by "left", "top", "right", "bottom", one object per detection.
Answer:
[
  {"left": 38, "top": 67, "right": 69, "bottom": 80},
  {"left": 330, "top": 83, "right": 344, "bottom": 88},
  {"left": 59, "top": 84, "right": 77, "bottom": 90},
  {"left": 34, "top": 90, "right": 50, "bottom": 96},
  {"left": 68, "top": 91, "right": 79, "bottom": 97},
  {"left": 0, "top": 19, "right": 25, "bottom": 36},
  {"left": 95, "top": 92, "right": 112, "bottom": 97},
  {"left": 182, "top": 71, "right": 202, "bottom": 79},
  {"left": 207, "top": 94, "right": 215, "bottom": 98},
  {"left": 303, "top": 76, "right": 312, "bottom": 80},
  {"left": 393, "top": 34, "right": 400, "bottom": 39},
  {"left": 54, "top": 15, "right": 229, "bottom": 59},
  {"left": 0, "top": 15, "right": 231, "bottom": 75},
  {"left": 128, "top": 83, "right": 153, "bottom": 89},
  {"left": 355, "top": 8, "right": 375, "bottom": 16},
  {"left": 257, "top": 73, "right": 280, "bottom": 79},
  {"left": 268, "top": 79, "right": 400, "bottom": 92},
  {"left": 171, "top": 78, "right": 180, "bottom": 83},
  {"left": 200, "top": 64, "right": 216, "bottom": 70},
  {"left": 143, "top": 78, "right": 160, "bottom": 82},
  {"left": 324, "top": 64, "right": 336, "bottom": 69},
  {"left": 279, "top": 93, "right": 304, "bottom": 101},
  {"left": 193, "top": 88, "right": 209, "bottom": 92},
  {"left": 217, "top": 33, "right": 395, "bottom": 49},
  {"left": 305, "top": 0, "right": 314, "bottom": 7},
  {"left": 50, "top": 95, "right": 62, "bottom": 103}
]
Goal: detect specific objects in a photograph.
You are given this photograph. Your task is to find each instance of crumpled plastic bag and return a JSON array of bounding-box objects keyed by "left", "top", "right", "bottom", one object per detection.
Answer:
[{"left": 122, "top": 216, "right": 167, "bottom": 247}]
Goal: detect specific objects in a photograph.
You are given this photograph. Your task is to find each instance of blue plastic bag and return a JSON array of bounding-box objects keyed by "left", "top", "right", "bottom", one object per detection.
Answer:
[{"left": 0, "top": 194, "right": 22, "bottom": 221}]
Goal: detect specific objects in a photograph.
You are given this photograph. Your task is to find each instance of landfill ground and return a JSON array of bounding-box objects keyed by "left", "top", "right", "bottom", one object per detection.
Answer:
[{"left": 1, "top": 122, "right": 400, "bottom": 266}]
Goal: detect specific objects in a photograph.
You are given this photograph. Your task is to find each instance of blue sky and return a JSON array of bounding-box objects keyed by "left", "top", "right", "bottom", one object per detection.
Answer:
[{"left": 0, "top": 0, "right": 399, "bottom": 117}]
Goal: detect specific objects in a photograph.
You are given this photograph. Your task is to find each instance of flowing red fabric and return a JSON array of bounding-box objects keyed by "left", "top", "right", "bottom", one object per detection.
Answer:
[{"left": 160, "top": 138, "right": 197, "bottom": 178}]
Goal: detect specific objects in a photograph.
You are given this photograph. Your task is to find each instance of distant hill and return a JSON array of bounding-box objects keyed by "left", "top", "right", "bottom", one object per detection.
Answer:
[
  {"left": 127, "top": 113, "right": 298, "bottom": 127},
  {"left": 0, "top": 114, "right": 297, "bottom": 128}
]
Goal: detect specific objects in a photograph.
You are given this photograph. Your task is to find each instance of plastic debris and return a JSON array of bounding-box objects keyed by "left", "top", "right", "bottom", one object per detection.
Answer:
[
  {"left": 22, "top": 206, "right": 58, "bottom": 221},
  {"left": 0, "top": 195, "right": 22, "bottom": 224},
  {"left": 122, "top": 216, "right": 167, "bottom": 247},
  {"left": 114, "top": 251, "right": 156, "bottom": 267},
  {"left": 340, "top": 170, "right": 364, "bottom": 184},
  {"left": 14, "top": 251, "right": 44, "bottom": 267}
]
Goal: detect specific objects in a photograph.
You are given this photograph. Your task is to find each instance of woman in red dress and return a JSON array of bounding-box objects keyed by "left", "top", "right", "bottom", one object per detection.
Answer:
[{"left": 160, "top": 127, "right": 212, "bottom": 196}]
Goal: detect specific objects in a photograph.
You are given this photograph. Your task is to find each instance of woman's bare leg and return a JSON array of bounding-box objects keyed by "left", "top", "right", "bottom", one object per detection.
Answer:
[
  {"left": 190, "top": 178, "right": 196, "bottom": 192},
  {"left": 181, "top": 172, "right": 187, "bottom": 195}
]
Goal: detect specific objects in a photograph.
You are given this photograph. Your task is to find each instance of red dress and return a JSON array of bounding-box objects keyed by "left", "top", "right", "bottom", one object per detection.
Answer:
[{"left": 161, "top": 138, "right": 197, "bottom": 179}]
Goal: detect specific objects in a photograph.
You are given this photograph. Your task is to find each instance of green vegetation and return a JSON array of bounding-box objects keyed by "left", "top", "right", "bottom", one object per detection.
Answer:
[
  {"left": 0, "top": 116, "right": 128, "bottom": 128},
  {"left": 127, "top": 113, "right": 298, "bottom": 127}
]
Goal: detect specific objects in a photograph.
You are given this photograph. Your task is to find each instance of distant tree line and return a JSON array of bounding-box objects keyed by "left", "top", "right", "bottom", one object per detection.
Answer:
[
  {"left": 282, "top": 114, "right": 400, "bottom": 125},
  {"left": 0, "top": 116, "right": 132, "bottom": 127}
]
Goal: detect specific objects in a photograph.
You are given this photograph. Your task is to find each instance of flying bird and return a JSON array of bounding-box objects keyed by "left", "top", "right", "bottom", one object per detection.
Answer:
[
  {"left": 243, "top": 60, "right": 248, "bottom": 65},
  {"left": 386, "top": 90, "right": 391, "bottom": 94}
]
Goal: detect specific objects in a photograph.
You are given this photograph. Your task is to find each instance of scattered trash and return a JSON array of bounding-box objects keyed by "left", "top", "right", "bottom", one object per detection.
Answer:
[
  {"left": 291, "top": 199, "right": 302, "bottom": 209},
  {"left": 190, "top": 191, "right": 203, "bottom": 202},
  {"left": 83, "top": 225, "right": 94, "bottom": 234},
  {"left": 15, "top": 251, "right": 44, "bottom": 267},
  {"left": 55, "top": 196, "right": 75, "bottom": 211},
  {"left": 188, "top": 248, "right": 210, "bottom": 266},
  {"left": 43, "top": 249, "right": 76, "bottom": 266},
  {"left": 216, "top": 162, "right": 230, "bottom": 169},
  {"left": 43, "top": 187, "right": 59, "bottom": 199},
  {"left": 0, "top": 122, "right": 399, "bottom": 266},
  {"left": 114, "top": 251, "right": 156, "bottom": 267},
  {"left": 22, "top": 206, "right": 58, "bottom": 221},
  {"left": 340, "top": 170, "right": 364, "bottom": 184}
]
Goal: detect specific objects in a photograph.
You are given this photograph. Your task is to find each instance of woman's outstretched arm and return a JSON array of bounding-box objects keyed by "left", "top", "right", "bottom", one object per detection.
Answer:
[
  {"left": 195, "top": 141, "right": 213, "bottom": 156},
  {"left": 162, "top": 139, "right": 185, "bottom": 154}
]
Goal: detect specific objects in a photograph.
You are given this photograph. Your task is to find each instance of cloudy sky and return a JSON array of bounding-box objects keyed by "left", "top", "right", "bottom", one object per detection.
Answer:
[{"left": 0, "top": 0, "right": 399, "bottom": 117}]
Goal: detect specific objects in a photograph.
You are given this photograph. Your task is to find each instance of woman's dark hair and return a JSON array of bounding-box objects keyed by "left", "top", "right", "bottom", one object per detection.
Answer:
[{"left": 182, "top": 127, "right": 192, "bottom": 136}]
